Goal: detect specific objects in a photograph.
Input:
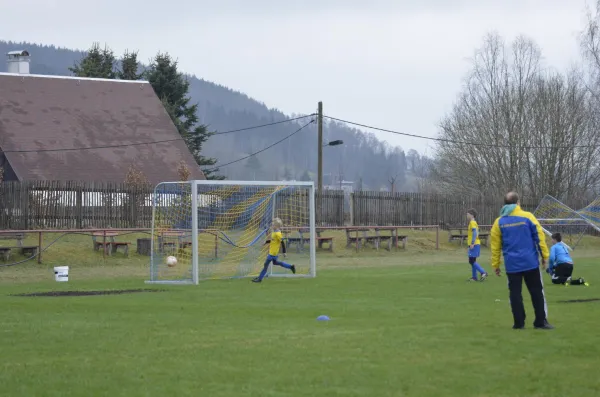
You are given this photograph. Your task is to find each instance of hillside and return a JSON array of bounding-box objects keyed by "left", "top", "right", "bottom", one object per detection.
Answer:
[{"left": 0, "top": 41, "right": 422, "bottom": 190}]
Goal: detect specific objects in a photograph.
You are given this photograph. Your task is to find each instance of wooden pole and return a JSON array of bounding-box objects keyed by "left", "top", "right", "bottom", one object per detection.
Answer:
[
  {"left": 317, "top": 101, "right": 323, "bottom": 193},
  {"left": 317, "top": 101, "right": 323, "bottom": 226},
  {"left": 214, "top": 233, "right": 218, "bottom": 259},
  {"left": 37, "top": 231, "right": 43, "bottom": 264}
]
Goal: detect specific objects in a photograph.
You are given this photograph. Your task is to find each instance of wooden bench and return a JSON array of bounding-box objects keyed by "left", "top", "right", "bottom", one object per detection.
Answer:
[
  {"left": 447, "top": 227, "right": 489, "bottom": 247},
  {"left": 0, "top": 245, "right": 39, "bottom": 261},
  {"left": 0, "top": 233, "right": 31, "bottom": 261},
  {"left": 158, "top": 231, "right": 193, "bottom": 253},
  {"left": 160, "top": 240, "right": 192, "bottom": 254},
  {"left": 110, "top": 242, "right": 131, "bottom": 256},
  {"left": 284, "top": 229, "right": 334, "bottom": 252},
  {"left": 0, "top": 232, "right": 25, "bottom": 247},
  {"left": 346, "top": 228, "right": 407, "bottom": 251},
  {"left": 92, "top": 232, "right": 131, "bottom": 256}
]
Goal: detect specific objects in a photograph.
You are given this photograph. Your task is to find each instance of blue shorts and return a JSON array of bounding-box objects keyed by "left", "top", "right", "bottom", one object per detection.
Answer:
[{"left": 468, "top": 244, "right": 481, "bottom": 258}]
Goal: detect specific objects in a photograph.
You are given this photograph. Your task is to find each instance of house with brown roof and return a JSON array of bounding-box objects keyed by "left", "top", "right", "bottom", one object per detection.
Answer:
[{"left": 0, "top": 50, "right": 205, "bottom": 184}]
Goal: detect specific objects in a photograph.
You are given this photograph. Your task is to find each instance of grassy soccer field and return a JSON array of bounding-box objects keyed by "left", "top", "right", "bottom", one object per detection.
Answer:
[{"left": 1, "top": 234, "right": 599, "bottom": 397}]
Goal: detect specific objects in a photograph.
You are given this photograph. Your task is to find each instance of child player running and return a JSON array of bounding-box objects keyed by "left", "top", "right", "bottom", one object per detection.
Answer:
[
  {"left": 252, "top": 217, "right": 296, "bottom": 283},
  {"left": 466, "top": 209, "right": 488, "bottom": 282}
]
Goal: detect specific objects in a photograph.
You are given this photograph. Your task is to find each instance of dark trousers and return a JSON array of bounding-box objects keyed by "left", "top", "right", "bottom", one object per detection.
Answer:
[
  {"left": 507, "top": 268, "right": 548, "bottom": 328},
  {"left": 551, "top": 263, "right": 584, "bottom": 285}
]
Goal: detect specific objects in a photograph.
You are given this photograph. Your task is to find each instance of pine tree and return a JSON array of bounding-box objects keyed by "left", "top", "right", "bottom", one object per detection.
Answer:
[
  {"left": 69, "top": 43, "right": 116, "bottom": 78},
  {"left": 145, "top": 52, "right": 222, "bottom": 179},
  {"left": 117, "top": 50, "right": 143, "bottom": 80}
]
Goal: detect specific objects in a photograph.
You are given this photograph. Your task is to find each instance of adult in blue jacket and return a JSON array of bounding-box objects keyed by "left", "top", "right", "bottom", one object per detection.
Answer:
[
  {"left": 547, "top": 233, "right": 587, "bottom": 286},
  {"left": 490, "top": 191, "right": 553, "bottom": 330}
]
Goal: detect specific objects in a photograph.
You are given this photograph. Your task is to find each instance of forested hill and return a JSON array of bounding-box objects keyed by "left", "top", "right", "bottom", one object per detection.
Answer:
[{"left": 0, "top": 41, "right": 424, "bottom": 190}]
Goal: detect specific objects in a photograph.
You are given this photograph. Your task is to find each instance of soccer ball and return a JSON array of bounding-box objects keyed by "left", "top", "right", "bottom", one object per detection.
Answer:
[{"left": 166, "top": 256, "right": 177, "bottom": 267}]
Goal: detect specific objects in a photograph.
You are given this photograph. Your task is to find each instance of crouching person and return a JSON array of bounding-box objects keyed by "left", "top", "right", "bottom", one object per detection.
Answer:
[{"left": 548, "top": 233, "right": 588, "bottom": 286}]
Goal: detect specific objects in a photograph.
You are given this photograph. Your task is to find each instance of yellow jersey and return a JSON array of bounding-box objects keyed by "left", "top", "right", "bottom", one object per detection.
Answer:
[
  {"left": 468, "top": 220, "right": 480, "bottom": 246},
  {"left": 269, "top": 231, "right": 283, "bottom": 256}
]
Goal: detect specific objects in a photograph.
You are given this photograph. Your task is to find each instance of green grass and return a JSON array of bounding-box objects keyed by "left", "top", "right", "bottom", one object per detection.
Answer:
[{"left": 1, "top": 233, "right": 600, "bottom": 396}]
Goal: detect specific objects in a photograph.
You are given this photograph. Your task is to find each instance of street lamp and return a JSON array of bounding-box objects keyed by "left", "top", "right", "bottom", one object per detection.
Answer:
[{"left": 324, "top": 140, "right": 344, "bottom": 147}]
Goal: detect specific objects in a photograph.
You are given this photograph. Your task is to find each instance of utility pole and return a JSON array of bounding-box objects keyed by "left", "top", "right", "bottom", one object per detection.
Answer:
[{"left": 317, "top": 101, "right": 323, "bottom": 193}]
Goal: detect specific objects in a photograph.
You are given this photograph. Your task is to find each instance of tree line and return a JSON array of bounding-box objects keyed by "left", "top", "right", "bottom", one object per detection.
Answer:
[{"left": 432, "top": 3, "right": 600, "bottom": 200}]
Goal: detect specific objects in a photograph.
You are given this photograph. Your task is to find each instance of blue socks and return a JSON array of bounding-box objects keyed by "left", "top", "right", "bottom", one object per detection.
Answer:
[
  {"left": 471, "top": 262, "right": 486, "bottom": 279},
  {"left": 474, "top": 262, "right": 486, "bottom": 275}
]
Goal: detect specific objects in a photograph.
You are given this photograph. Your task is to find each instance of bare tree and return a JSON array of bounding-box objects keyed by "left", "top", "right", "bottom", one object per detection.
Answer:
[
  {"left": 434, "top": 32, "right": 600, "bottom": 199},
  {"left": 388, "top": 175, "right": 398, "bottom": 193}
]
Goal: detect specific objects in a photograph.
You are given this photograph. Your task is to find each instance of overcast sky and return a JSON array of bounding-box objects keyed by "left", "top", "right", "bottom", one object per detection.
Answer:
[{"left": 0, "top": 0, "right": 592, "bottom": 154}]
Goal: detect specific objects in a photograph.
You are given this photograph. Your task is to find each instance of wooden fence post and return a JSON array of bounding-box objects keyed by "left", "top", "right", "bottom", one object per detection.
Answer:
[
  {"left": 349, "top": 192, "right": 354, "bottom": 226},
  {"left": 38, "top": 231, "right": 43, "bottom": 263}
]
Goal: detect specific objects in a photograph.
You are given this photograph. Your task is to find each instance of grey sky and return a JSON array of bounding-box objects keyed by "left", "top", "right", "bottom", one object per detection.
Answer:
[{"left": 0, "top": 0, "right": 591, "bottom": 154}]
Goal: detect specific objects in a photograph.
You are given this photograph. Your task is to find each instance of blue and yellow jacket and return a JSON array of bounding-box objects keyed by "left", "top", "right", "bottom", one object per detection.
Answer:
[{"left": 490, "top": 205, "right": 549, "bottom": 273}]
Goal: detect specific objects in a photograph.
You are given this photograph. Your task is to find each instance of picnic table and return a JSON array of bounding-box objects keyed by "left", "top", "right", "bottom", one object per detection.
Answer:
[
  {"left": 92, "top": 232, "right": 131, "bottom": 256},
  {"left": 283, "top": 228, "right": 334, "bottom": 252},
  {"left": 345, "top": 227, "right": 407, "bottom": 251},
  {"left": 0, "top": 232, "right": 38, "bottom": 261},
  {"left": 157, "top": 230, "right": 193, "bottom": 254},
  {"left": 447, "top": 226, "right": 489, "bottom": 247},
  {"left": 0, "top": 233, "right": 39, "bottom": 261}
]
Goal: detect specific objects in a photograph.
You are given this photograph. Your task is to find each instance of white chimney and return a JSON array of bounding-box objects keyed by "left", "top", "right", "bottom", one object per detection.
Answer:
[{"left": 6, "top": 50, "right": 30, "bottom": 74}]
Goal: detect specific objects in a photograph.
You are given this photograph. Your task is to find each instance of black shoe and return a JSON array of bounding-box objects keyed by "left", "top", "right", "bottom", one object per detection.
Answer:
[
  {"left": 534, "top": 321, "right": 554, "bottom": 330},
  {"left": 251, "top": 277, "right": 261, "bottom": 283},
  {"left": 513, "top": 325, "right": 525, "bottom": 330},
  {"left": 291, "top": 265, "right": 296, "bottom": 274}
]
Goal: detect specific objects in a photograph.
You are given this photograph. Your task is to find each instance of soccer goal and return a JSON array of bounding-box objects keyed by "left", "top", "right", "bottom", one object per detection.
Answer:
[
  {"left": 146, "top": 180, "right": 316, "bottom": 284},
  {"left": 533, "top": 194, "right": 598, "bottom": 251}
]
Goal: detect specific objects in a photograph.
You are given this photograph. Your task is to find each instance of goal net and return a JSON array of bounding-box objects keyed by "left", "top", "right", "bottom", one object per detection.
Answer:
[
  {"left": 147, "top": 181, "right": 316, "bottom": 284},
  {"left": 533, "top": 195, "right": 594, "bottom": 250}
]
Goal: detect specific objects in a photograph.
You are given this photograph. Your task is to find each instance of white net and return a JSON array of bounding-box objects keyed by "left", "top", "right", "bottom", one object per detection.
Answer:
[
  {"left": 148, "top": 181, "right": 316, "bottom": 284},
  {"left": 533, "top": 195, "right": 591, "bottom": 250}
]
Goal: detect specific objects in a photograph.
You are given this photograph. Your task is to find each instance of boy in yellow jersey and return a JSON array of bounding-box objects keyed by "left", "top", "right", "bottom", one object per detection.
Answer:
[
  {"left": 466, "top": 209, "right": 488, "bottom": 282},
  {"left": 252, "top": 217, "right": 296, "bottom": 283}
]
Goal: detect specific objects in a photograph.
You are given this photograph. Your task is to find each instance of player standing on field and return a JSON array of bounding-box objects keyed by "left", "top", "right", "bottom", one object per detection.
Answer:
[
  {"left": 252, "top": 218, "right": 296, "bottom": 283},
  {"left": 466, "top": 209, "right": 488, "bottom": 282},
  {"left": 490, "top": 191, "right": 553, "bottom": 330}
]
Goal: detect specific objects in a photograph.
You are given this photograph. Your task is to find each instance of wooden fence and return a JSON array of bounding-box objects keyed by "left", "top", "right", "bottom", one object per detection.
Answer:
[
  {"left": 0, "top": 181, "right": 346, "bottom": 230},
  {"left": 350, "top": 191, "right": 592, "bottom": 227},
  {"left": 0, "top": 181, "right": 594, "bottom": 230}
]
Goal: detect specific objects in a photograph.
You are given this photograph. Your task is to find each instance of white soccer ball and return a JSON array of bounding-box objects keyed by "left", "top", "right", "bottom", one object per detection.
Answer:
[{"left": 166, "top": 256, "right": 177, "bottom": 267}]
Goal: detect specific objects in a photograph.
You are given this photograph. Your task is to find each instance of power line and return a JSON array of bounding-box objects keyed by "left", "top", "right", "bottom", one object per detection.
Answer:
[
  {"left": 1, "top": 137, "right": 185, "bottom": 153},
  {"left": 205, "top": 119, "right": 315, "bottom": 172},
  {"left": 323, "top": 115, "right": 600, "bottom": 149},
  {"left": 211, "top": 114, "right": 315, "bottom": 135}
]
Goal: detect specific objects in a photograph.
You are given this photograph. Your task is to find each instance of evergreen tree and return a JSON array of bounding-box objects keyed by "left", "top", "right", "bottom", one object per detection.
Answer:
[
  {"left": 117, "top": 50, "right": 143, "bottom": 80},
  {"left": 69, "top": 42, "right": 116, "bottom": 78},
  {"left": 145, "top": 52, "right": 222, "bottom": 179}
]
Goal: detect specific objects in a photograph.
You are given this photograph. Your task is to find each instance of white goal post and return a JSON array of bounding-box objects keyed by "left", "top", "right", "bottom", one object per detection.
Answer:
[{"left": 146, "top": 180, "right": 317, "bottom": 284}]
